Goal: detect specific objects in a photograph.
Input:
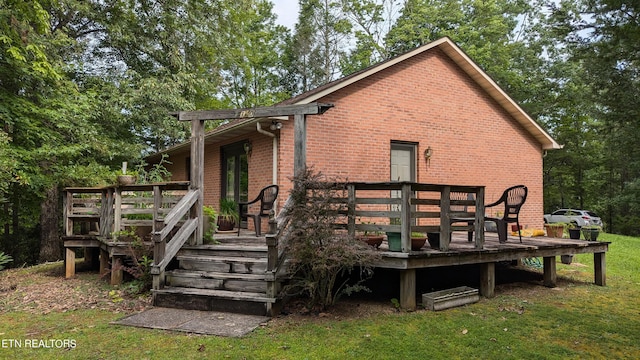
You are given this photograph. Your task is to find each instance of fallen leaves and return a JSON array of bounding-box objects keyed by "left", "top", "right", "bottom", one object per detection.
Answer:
[{"left": 0, "top": 263, "right": 150, "bottom": 315}]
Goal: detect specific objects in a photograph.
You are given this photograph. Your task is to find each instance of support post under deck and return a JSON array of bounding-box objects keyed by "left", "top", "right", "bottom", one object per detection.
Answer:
[
  {"left": 543, "top": 256, "right": 557, "bottom": 287},
  {"left": 595, "top": 252, "right": 606, "bottom": 286},
  {"left": 65, "top": 248, "right": 75, "bottom": 278},
  {"left": 480, "top": 262, "right": 495, "bottom": 298},
  {"left": 399, "top": 269, "right": 416, "bottom": 310}
]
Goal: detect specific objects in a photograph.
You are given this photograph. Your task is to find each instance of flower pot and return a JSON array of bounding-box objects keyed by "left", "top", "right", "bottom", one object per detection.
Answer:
[
  {"left": 411, "top": 237, "right": 426, "bottom": 251},
  {"left": 117, "top": 175, "right": 136, "bottom": 186},
  {"left": 568, "top": 228, "right": 581, "bottom": 240},
  {"left": 427, "top": 232, "right": 440, "bottom": 249},
  {"left": 544, "top": 224, "right": 564, "bottom": 238},
  {"left": 217, "top": 217, "right": 236, "bottom": 232},
  {"left": 357, "top": 235, "right": 384, "bottom": 249},
  {"left": 582, "top": 228, "right": 600, "bottom": 241},
  {"left": 561, "top": 254, "right": 573, "bottom": 264},
  {"left": 385, "top": 232, "right": 402, "bottom": 251}
]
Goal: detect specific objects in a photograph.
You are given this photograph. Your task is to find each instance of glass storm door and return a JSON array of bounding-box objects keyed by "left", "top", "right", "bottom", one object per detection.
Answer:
[{"left": 222, "top": 142, "right": 249, "bottom": 205}]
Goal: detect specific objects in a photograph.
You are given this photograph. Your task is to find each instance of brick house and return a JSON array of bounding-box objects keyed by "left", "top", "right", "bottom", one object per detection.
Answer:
[{"left": 150, "top": 37, "right": 561, "bottom": 233}]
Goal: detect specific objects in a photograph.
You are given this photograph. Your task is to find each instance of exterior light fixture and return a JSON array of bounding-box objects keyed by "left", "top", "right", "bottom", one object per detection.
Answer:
[
  {"left": 243, "top": 141, "right": 252, "bottom": 156},
  {"left": 270, "top": 121, "right": 283, "bottom": 130},
  {"left": 424, "top": 146, "right": 432, "bottom": 166}
]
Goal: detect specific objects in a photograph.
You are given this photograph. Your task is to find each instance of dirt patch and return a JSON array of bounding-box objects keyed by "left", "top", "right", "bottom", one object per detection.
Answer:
[{"left": 0, "top": 262, "right": 150, "bottom": 315}]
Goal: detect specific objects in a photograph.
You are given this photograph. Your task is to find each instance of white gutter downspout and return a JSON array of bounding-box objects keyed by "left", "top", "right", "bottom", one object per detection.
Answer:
[{"left": 256, "top": 122, "right": 278, "bottom": 186}]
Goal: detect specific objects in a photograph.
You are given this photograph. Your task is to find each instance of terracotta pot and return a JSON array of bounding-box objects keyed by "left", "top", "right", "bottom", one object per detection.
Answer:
[
  {"left": 411, "top": 237, "right": 426, "bottom": 251},
  {"left": 217, "top": 217, "right": 236, "bottom": 232},
  {"left": 357, "top": 235, "right": 384, "bottom": 248},
  {"left": 544, "top": 224, "right": 564, "bottom": 238}
]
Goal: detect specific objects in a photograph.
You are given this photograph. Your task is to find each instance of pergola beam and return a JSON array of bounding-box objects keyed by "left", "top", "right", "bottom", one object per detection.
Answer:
[{"left": 176, "top": 103, "right": 334, "bottom": 121}]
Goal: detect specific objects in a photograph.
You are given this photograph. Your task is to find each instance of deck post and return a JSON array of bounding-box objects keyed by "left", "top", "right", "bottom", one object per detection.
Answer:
[
  {"left": 99, "top": 248, "right": 109, "bottom": 276},
  {"left": 543, "top": 256, "right": 557, "bottom": 287},
  {"left": 594, "top": 252, "right": 606, "bottom": 286},
  {"left": 347, "top": 184, "right": 356, "bottom": 237},
  {"left": 480, "top": 262, "right": 495, "bottom": 297},
  {"left": 401, "top": 183, "right": 412, "bottom": 253},
  {"left": 111, "top": 256, "right": 123, "bottom": 285},
  {"left": 474, "top": 187, "right": 485, "bottom": 249},
  {"left": 294, "top": 113, "right": 306, "bottom": 176},
  {"left": 113, "top": 187, "right": 122, "bottom": 237},
  {"left": 65, "top": 248, "right": 75, "bottom": 278},
  {"left": 191, "top": 119, "right": 205, "bottom": 245},
  {"left": 399, "top": 269, "right": 416, "bottom": 310},
  {"left": 439, "top": 186, "right": 451, "bottom": 251}
]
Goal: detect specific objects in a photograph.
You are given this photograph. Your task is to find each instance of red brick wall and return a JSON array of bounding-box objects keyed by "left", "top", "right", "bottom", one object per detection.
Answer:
[{"left": 277, "top": 48, "right": 544, "bottom": 229}]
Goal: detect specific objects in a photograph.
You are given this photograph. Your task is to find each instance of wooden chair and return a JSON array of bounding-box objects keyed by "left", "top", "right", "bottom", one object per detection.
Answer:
[
  {"left": 484, "top": 185, "right": 528, "bottom": 243},
  {"left": 237, "top": 185, "right": 279, "bottom": 236}
]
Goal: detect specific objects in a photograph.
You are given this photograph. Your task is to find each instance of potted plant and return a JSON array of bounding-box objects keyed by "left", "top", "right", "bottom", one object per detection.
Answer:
[
  {"left": 217, "top": 198, "right": 239, "bottom": 232},
  {"left": 356, "top": 220, "right": 384, "bottom": 248},
  {"left": 117, "top": 162, "right": 137, "bottom": 186},
  {"left": 581, "top": 225, "right": 602, "bottom": 241},
  {"left": 567, "top": 223, "right": 581, "bottom": 240},
  {"left": 385, "top": 218, "right": 402, "bottom": 251},
  {"left": 561, "top": 254, "right": 574, "bottom": 264},
  {"left": 411, "top": 232, "right": 427, "bottom": 251},
  {"left": 544, "top": 222, "right": 565, "bottom": 238}
]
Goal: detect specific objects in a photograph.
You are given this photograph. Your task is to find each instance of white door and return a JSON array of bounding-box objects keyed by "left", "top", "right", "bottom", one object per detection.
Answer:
[{"left": 390, "top": 143, "right": 416, "bottom": 218}]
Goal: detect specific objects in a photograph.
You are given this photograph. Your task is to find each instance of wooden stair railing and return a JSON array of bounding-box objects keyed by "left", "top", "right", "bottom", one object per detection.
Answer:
[{"left": 151, "top": 189, "right": 199, "bottom": 290}]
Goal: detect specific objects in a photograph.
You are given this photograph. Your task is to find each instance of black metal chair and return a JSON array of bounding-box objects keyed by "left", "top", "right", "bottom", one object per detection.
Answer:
[
  {"left": 484, "top": 185, "right": 528, "bottom": 243},
  {"left": 237, "top": 185, "right": 279, "bottom": 236}
]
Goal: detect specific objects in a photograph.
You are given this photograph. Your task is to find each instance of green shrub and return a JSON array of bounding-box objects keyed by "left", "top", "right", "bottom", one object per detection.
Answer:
[
  {"left": 0, "top": 251, "right": 13, "bottom": 270},
  {"left": 282, "top": 168, "right": 380, "bottom": 311}
]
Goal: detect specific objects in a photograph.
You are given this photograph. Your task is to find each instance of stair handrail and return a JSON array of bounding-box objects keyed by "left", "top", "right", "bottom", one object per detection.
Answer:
[
  {"left": 151, "top": 188, "right": 199, "bottom": 290},
  {"left": 265, "top": 196, "right": 294, "bottom": 274}
]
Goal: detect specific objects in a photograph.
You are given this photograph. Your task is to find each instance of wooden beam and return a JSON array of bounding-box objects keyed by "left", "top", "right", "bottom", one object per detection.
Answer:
[
  {"left": 594, "top": 252, "right": 606, "bottom": 286},
  {"left": 399, "top": 269, "right": 416, "bottom": 310},
  {"left": 191, "top": 119, "right": 205, "bottom": 244},
  {"left": 111, "top": 257, "right": 123, "bottom": 285},
  {"left": 176, "top": 103, "right": 333, "bottom": 121},
  {"left": 65, "top": 248, "right": 75, "bottom": 278},
  {"left": 543, "top": 256, "right": 557, "bottom": 287},
  {"left": 293, "top": 113, "right": 306, "bottom": 176},
  {"left": 480, "top": 262, "right": 495, "bottom": 297}
]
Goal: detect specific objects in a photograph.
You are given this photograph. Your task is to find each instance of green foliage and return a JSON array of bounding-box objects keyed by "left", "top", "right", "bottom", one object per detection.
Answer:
[
  {"left": 0, "top": 251, "right": 13, "bottom": 270},
  {"left": 133, "top": 154, "right": 172, "bottom": 184},
  {"left": 203, "top": 205, "right": 219, "bottom": 244},
  {"left": 283, "top": 168, "right": 380, "bottom": 311},
  {"left": 218, "top": 197, "right": 239, "bottom": 223}
]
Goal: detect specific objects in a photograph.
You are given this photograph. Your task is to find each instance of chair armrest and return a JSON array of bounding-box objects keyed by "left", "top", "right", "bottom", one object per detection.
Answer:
[{"left": 484, "top": 199, "right": 503, "bottom": 208}]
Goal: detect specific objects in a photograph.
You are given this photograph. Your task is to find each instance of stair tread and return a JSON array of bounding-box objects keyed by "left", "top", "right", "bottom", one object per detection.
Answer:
[
  {"left": 176, "top": 254, "right": 268, "bottom": 263},
  {"left": 153, "top": 286, "right": 276, "bottom": 303},
  {"left": 168, "top": 269, "right": 274, "bottom": 281},
  {"left": 182, "top": 244, "right": 268, "bottom": 252}
]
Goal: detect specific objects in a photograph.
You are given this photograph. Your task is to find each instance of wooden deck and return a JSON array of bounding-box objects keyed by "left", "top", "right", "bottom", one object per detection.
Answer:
[{"left": 374, "top": 231, "right": 608, "bottom": 310}]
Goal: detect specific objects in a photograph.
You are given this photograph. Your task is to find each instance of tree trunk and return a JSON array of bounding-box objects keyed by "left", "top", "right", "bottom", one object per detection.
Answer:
[{"left": 39, "top": 186, "right": 61, "bottom": 262}]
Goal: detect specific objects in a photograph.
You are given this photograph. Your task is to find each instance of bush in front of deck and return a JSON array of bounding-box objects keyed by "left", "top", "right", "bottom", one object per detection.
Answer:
[{"left": 282, "top": 168, "right": 380, "bottom": 312}]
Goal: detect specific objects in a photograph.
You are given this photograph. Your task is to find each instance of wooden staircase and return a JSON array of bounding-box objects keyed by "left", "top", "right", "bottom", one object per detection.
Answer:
[{"left": 152, "top": 235, "right": 283, "bottom": 316}]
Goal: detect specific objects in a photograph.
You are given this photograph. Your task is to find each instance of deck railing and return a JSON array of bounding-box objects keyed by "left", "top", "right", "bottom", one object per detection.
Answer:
[
  {"left": 151, "top": 188, "right": 199, "bottom": 290},
  {"left": 306, "top": 182, "right": 486, "bottom": 252},
  {"left": 63, "top": 182, "right": 191, "bottom": 241}
]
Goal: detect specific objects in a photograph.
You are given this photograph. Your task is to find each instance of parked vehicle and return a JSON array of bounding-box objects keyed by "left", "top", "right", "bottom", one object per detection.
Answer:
[{"left": 543, "top": 209, "right": 603, "bottom": 228}]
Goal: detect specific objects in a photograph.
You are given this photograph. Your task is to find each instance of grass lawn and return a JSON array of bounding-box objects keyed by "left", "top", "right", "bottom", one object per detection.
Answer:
[{"left": 1, "top": 233, "right": 639, "bottom": 359}]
